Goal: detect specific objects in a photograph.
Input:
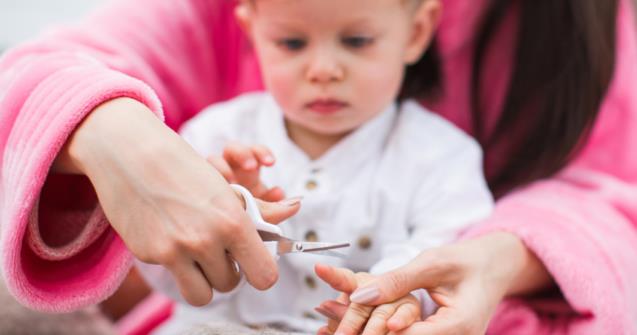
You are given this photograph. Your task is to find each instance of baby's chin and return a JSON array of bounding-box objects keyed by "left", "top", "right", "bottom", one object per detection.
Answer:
[{"left": 300, "top": 121, "right": 360, "bottom": 138}]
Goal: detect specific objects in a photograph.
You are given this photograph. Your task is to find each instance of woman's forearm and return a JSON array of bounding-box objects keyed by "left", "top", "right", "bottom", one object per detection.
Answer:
[{"left": 487, "top": 232, "right": 554, "bottom": 296}]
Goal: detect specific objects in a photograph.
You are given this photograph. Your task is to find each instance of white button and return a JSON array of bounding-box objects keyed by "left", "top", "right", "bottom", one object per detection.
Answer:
[
  {"left": 305, "top": 275, "right": 317, "bottom": 289},
  {"left": 357, "top": 235, "right": 373, "bottom": 250},
  {"left": 305, "top": 179, "right": 318, "bottom": 190},
  {"left": 304, "top": 230, "right": 319, "bottom": 242},
  {"left": 303, "top": 311, "right": 319, "bottom": 319}
]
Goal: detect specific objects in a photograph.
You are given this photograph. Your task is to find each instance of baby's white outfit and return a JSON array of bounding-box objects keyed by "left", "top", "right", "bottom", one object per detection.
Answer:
[{"left": 139, "top": 92, "right": 493, "bottom": 334}]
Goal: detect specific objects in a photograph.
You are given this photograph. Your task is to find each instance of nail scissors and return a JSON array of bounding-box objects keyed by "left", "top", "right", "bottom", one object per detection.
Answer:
[{"left": 231, "top": 184, "right": 350, "bottom": 257}]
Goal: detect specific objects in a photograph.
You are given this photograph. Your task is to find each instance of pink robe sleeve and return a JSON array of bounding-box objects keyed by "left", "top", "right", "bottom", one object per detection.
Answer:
[
  {"left": 0, "top": 0, "right": 252, "bottom": 312},
  {"left": 466, "top": 1, "right": 637, "bottom": 333}
]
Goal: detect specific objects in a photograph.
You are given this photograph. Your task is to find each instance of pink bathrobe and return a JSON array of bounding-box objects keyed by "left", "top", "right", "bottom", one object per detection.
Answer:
[{"left": 1, "top": 0, "right": 636, "bottom": 333}]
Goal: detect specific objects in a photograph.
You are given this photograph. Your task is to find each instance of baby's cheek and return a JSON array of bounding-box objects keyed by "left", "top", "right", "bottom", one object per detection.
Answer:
[
  {"left": 265, "top": 69, "right": 299, "bottom": 108},
  {"left": 357, "top": 65, "right": 403, "bottom": 107}
]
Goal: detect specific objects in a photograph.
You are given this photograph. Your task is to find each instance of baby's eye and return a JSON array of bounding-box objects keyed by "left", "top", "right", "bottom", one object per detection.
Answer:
[
  {"left": 277, "top": 38, "right": 307, "bottom": 51},
  {"left": 342, "top": 36, "right": 374, "bottom": 48}
]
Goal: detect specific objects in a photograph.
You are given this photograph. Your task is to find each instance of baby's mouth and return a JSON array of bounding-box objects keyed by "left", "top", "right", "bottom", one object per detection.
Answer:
[{"left": 306, "top": 99, "right": 348, "bottom": 115}]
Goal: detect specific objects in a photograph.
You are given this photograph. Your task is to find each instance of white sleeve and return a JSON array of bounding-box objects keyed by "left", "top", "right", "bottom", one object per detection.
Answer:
[
  {"left": 370, "top": 138, "right": 494, "bottom": 275},
  {"left": 179, "top": 105, "right": 233, "bottom": 157}
]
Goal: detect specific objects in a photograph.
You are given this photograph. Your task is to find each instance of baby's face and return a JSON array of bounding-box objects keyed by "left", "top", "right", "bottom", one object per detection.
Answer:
[{"left": 238, "top": 0, "right": 439, "bottom": 137}]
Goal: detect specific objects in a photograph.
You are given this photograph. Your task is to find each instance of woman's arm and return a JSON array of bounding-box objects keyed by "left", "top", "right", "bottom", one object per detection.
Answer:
[{"left": 0, "top": 0, "right": 263, "bottom": 312}]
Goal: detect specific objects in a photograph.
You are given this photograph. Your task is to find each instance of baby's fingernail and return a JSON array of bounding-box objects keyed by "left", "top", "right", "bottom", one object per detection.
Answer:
[
  {"left": 314, "top": 306, "right": 338, "bottom": 320},
  {"left": 350, "top": 286, "right": 380, "bottom": 304},
  {"left": 244, "top": 159, "right": 257, "bottom": 169},
  {"left": 264, "top": 155, "right": 274, "bottom": 164},
  {"left": 279, "top": 196, "right": 303, "bottom": 206}
]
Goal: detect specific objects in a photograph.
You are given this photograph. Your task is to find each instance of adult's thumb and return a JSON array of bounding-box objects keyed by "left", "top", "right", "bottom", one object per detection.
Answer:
[{"left": 256, "top": 196, "right": 302, "bottom": 224}]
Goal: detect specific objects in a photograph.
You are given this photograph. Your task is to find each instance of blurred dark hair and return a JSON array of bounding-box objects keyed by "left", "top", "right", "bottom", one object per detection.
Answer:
[
  {"left": 398, "top": 41, "right": 441, "bottom": 101},
  {"left": 399, "top": 0, "right": 618, "bottom": 196}
]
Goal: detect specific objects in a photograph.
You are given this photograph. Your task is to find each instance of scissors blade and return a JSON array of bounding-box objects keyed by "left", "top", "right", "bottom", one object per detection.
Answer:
[
  {"left": 300, "top": 242, "right": 351, "bottom": 253},
  {"left": 258, "top": 231, "right": 295, "bottom": 254},
  {"left": 257, "top": 231, "right": 350, "bottom": 255}
]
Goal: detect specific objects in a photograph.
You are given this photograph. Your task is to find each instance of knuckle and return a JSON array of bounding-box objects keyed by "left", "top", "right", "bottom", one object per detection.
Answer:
[
  {"left": 349, "top": 303, "right": 373, "bottom": 318},
  {"left": 151, "top": 242, "right": 180, "bottom": 265},
  {"left": 186, "top": 233, "right": 215, "bottom": 255},
  {"left": 340, "top": 317, "right": 363, "bottom": 334},
  {"left": 371, "top": 305, "right": 393, "bottom": 319},
  {"left": 216, "top": 214, "right": 245, "bottom": 238},
  {"left": 386, "top": 272, "right": 407, "bottom": 295}
]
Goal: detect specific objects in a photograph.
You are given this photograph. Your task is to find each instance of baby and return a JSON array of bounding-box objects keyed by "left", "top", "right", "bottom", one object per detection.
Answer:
[{"left": 139, "top": 0, "right": 493, "bottom": 333}]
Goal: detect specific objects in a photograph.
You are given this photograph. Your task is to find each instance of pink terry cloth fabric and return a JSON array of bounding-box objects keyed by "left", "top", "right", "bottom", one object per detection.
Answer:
[
  {"left": 115, "top": 292, "right": 173, "bottom": 335},
  {"left": 0, "top": 0, "right": 636, "bottom": 334}
]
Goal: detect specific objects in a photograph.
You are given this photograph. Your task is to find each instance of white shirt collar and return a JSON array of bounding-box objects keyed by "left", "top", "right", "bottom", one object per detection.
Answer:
[{"left": 256, "top": 95, "right": 398, "bottom": 189}]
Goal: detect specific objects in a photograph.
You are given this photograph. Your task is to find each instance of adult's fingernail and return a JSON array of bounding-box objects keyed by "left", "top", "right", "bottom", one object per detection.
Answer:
[
  {"left": 279, "top": 196, "right": 303, "bottom": 206},
  {"left": 350, "top": 286, "right": 380, "bottom": 304},
  {"left": 315, "top": 306, "right": 338, "bottom": 320}
]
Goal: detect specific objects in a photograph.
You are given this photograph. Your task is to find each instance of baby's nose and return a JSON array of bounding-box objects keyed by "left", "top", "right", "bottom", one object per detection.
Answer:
[{"left": 306, "top": 53, "right": 345, "bottom": 84}]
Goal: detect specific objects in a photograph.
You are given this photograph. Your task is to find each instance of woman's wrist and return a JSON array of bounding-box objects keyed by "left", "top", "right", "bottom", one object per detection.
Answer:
[
  {"left": 52, "top": 97, "right": 168, "bottom": 176},
  {"left": 480, "top": 232, "right": 554, "bottom": 297}
]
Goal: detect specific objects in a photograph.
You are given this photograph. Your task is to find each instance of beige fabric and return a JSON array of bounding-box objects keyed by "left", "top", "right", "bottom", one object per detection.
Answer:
[
  {"left": 0, "top": 276, "right": 115, "bottom": 335},
  {"left": 185, "top": 322, "right": 306, "bottom": 335}
]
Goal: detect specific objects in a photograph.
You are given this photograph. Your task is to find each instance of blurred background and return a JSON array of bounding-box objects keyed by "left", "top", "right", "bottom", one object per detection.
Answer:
[{"left": 0, "top": 0, "right": 102, "bottom": 53}]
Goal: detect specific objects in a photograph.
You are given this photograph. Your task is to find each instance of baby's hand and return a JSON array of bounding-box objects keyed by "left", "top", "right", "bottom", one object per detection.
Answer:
[
  {"left": 207, "top": 143, "right": 284, "bottom": 201},
  {"left": 314, "top": 264, "right": 421, "bottom": 335}
]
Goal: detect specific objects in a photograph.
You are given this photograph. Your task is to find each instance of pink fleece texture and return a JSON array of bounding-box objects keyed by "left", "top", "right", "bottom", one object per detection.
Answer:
[{"left": 0, "top": 0, "right": 636, "bottom": 333}]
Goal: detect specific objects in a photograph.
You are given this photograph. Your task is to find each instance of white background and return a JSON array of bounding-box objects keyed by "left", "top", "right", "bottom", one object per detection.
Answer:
[{"left": 0, "top": 0, "right": 103, "bottom": 52}]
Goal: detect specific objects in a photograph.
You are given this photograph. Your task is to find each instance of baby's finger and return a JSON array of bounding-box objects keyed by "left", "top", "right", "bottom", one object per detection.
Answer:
[
  {"left": 260, "top": 186, "right": 286, "bottom": 202},
  {"left": 387, "top": 302, "right": 420, "bottom": 332},
  {"left": 315, "top": 305, "right": 340, "bottom": 321},
  {"left": 206, "top": 156, "right": 236, "bottom": 182},
  {"left": 251, "top": 145, "right": 275, "bottom": 166},
  {"left": 319, "top": 299, "right": 349, "bottom": 320},
  {"left": 223, "top": 143, "right": 258, "bottom": 170},
  {"left": 318, "top": 300, "right": 347, "bottom": 333},
  {"left": 315, "top": 263, "right": 359, "bottom": 294},
  {"left": 335, "top": 302, "right": 374, "bottom": 335},
  {"left": 317, "top": 326, "right": 333, "bottom": 335},
  {"left": 362, "top": 304, "right": 396, "bottom": 335}
]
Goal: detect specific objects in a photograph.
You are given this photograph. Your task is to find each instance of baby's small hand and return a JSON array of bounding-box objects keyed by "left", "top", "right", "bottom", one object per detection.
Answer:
[
  {"left": 314, "top": 264, "right": 421, "bottom": 335},
  {"left": 207, "top": 143, "right": 284, "bottom": 201}
]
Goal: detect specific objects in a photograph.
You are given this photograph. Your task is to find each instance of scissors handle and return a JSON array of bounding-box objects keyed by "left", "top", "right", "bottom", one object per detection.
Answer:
[{"left": 231, "top": 184, "right": 283, "bottom": 236}]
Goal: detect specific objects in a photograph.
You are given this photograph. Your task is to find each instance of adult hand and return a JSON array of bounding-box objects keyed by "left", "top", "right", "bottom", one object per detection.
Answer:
[
  {"left": 314, "top": 265, "right": 421, "bottom": 335},
  {"left": 53, "top": 97, "right": 301, "bottom": 306},
  {"left": 317, "top": 233, "right": 553, "bottom": 335}
]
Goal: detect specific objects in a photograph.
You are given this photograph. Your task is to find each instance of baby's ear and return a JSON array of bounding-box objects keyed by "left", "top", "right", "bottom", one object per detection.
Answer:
[
  {"left": 404, "top": 0, "right": 442, "bottom": 65},
  {"left": 234, "top": 1, "right": 254, "bottom": 35}
]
